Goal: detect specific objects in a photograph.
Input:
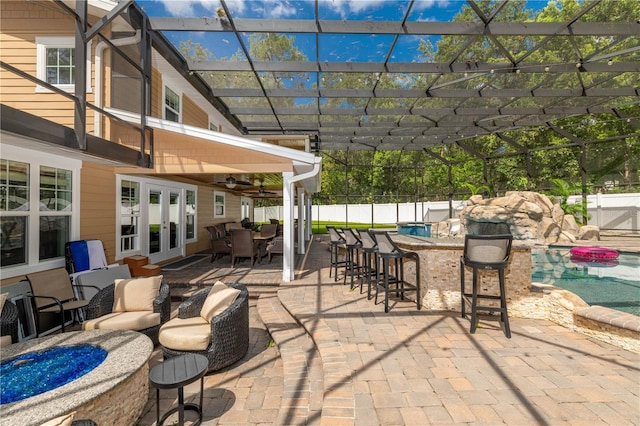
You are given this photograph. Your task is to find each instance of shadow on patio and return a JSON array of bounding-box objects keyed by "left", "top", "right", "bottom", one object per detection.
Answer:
[{"left": 139, "top": 236, "right": 639, "bottom": 425}]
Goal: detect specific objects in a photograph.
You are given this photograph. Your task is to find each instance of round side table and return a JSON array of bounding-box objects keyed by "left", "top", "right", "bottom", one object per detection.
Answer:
[{"left": 149, "top": 353, "right": 208, "bottom": 425}]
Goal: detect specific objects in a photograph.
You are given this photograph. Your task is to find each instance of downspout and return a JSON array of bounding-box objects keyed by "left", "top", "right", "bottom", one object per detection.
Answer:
[
  {"left": 94, "top": 30, "right": 142, "bottom": 138},
  {"left": 282, "top": 160, "right": 322, "bottom": 282}
]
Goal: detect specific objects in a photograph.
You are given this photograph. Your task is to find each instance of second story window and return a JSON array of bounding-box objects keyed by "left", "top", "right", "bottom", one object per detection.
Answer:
[
  {"left": 164, "top": 86, "right": 180, "bottom": 122},
  {"left": 46, "top": 47, "right": 74, "bottom": 85},
  {"left": 36, "top": 36, "right": 91, "bottom": 93}
]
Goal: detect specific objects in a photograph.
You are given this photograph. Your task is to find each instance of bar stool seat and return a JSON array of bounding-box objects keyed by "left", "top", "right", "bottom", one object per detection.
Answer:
[
  {"left": 372, "top": 231, "right": 421, "bottom": 313},
  {"left": 460, "top": 234, "right": 513, "bottom": 338}
]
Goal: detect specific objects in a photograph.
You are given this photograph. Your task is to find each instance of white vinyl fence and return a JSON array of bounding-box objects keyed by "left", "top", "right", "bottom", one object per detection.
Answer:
[{"left": 254, "top": 193, "right": 640, "bottom": 232}]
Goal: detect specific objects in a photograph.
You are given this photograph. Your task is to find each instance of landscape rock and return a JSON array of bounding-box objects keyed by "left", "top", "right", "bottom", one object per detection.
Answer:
[
  {"left": 451, "top": 191, "right": 599, "bottom": 243},
  {"left": 577, "top": 225, "right": 600, "bottom": 241}
]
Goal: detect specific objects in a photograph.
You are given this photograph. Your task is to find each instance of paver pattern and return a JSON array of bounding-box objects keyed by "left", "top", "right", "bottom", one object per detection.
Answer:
[{"left": 138, "top": 235, "right": 639, "bottom": 425}]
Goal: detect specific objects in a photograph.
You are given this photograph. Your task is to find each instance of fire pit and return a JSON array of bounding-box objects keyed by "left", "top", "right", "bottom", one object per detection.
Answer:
[{"left": 0, "top": 330, "right": 153, "bottom": 425}]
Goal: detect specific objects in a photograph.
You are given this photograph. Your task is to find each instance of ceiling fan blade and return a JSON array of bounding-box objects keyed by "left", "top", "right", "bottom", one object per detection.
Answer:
[{"left": 216, "top": 176, "right": 252, "bottom": 186}]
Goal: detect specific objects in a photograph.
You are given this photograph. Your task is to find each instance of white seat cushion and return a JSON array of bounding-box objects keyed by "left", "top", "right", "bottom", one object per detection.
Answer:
[
  {"left": 159, "top": 316, "right": 211, "bottom": 351},
  {"left": 0, "top": 292, "right": 8, "bottom": 312},
  {"left": 40, "top": 412, "right": 75, "bottom": 426},
  {"left": 112, "top": 275, "right": 162, "bottom": 312},
  {"left": 0, "top": 335, "right": 12, "bottom": 347},
  {"left": 82, "top": 311, "right": 160, "bottom": 331},
  {"left": 200, "top": 281, "right": 241, "bottom": 322}
]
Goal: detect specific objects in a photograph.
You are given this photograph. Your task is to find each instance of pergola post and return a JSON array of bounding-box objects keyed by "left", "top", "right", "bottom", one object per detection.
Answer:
[
  {"left": 282, "top": 171, "right": 294, "bottom": 282},
  {"left": 297, "top": 186, "right": 305, "bottom": 255},
  {"left": 73, "top": 0, "right": 87, "bottom": 150}
]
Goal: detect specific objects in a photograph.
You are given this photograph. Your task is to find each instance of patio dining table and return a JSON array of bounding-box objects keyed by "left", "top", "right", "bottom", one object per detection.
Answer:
[{"left": 252, "top": 232, "right": 276, "bottom": 241}]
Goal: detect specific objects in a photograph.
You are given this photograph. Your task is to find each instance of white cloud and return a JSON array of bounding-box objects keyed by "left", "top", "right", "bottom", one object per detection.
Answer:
[{"left": 154, "top": 0, "right": 221, "bottom": 17}]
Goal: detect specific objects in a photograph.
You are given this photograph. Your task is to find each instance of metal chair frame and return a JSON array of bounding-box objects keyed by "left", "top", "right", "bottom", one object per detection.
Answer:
[
  {"left": 356, "top": 229, "right": 378, "bottom": 299},
  {"left": 372, "top": 231, "right": 421, "bottom": 313},
  {"left": 460, "top": 234, "right": 514, "bottom": 338},
  {"left": 340, "top": 228, "right": 364, "bottom": 289},
  {"left": 326, "top": 226, "right": 347, "bottom": 281}
]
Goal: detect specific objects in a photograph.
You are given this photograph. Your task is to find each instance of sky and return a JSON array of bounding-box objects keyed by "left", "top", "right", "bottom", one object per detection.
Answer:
[{"left": 136, "top": 0, "right": 551, "bottom": 63}]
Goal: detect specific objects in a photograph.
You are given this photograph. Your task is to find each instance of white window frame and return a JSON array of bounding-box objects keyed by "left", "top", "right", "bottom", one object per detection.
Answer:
[
  {"left": 163, "top": 84, "right": 181, "bottom": 123},
  {"left": 0, "top": 144, "right": 81, "bottom": 279},
  {"left": 185, "top": 189, "right": 197, "bottom": 243},
  {"left": 117, "top": 178, "right": 141, "bottom": 256},
  {"left": 214, "top": 191, "right": 226, "bottom": 219},
  {"left": 35, "top": 36, "right": 92, "bottom": 93},
  {"left": 208, "top": 116, "right": 220, "bottom": 132}
]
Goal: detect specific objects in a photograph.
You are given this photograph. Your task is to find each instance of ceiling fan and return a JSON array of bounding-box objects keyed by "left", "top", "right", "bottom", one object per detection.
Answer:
[
  {"left": 216, "top": 175, "right": 252, "bottom": 189},
  {"left": 246, "top": 183, "right": 278, "bottom": 197}
]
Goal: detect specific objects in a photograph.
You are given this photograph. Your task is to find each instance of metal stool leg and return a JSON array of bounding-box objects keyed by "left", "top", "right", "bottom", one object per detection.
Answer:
[{"left": 499, "top": 268, "right": 511, "bottom": 338}]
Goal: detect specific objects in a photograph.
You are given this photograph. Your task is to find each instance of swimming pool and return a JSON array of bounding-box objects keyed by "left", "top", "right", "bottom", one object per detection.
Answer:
[{"left": 531, "top": 247, "right": 640, "bottom": 316}]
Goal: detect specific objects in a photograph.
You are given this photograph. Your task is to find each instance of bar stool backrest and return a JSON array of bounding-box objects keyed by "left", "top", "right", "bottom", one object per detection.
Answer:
[
  {"left": 341, "top": 228, "right": 361, "bottom": 246},
  {"left": 357, "top": 229, "right": 377, "bottom": 250},
  {"left": 327, "top": 226, "right": 345, "bottom": 243},
  {"left": 372, "top": 231, "right": 400, "bottom": 255},
  {"left": 463, "top": 234, "right": 513, "bottom": 267}
]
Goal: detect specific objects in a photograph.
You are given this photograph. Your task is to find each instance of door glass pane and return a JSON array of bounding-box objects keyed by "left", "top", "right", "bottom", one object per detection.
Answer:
[
  {"left": 185, "top": 190, "right": 195, "bottom": 239},
  {"left": 169, "top": 192, "right": 179, "bottom": 250},
  {"left": 1, "top": 216, "right": 27, "bottom": 266},
  {"left": 120, "top": 180, "right": 139, "bottom": 252},
  {"left": 39, "top": 216, "right": 69, "bottom": 260},
  {"left": 149, "top": 190, "right": 161, "bottom": 254}
]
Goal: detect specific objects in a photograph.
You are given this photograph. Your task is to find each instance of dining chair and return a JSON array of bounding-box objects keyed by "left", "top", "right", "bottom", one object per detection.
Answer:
[{"left": 230, "top": 229, "right": 261, "bottom": 268}]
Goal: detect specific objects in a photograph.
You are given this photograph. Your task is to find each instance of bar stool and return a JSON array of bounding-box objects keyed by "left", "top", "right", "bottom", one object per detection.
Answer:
[
  {"left": 327, "top": 226, "right": 346, "bottom": 281},
  {"left": 372, "top": 231, "right": 421, "bottom": 313},
  {"left": 356, "top": 229, "right": 378, "bottom": 299},
  {"left": 341, "top": 228, "right": 363, "bottom": 289},
  {"left": 460, "top": 234, "right": 513, "bottom": 338}
]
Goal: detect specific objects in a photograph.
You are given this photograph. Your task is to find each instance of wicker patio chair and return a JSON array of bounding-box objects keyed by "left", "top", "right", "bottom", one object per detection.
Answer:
[
  {"left": 206, "top": 225, "right": 232, "bottom": 262},
  {"left": 83, "top": 279, "right": 171, "bottom": 345},
  {"left": 230, "top": 228, "right": 261, "bottom": 267},
  {"left": 1, "top": 298, "right": 19, "bottom": 344},
  {"left": 266, "top": 235, "right": 284, "bottom": 263},
  {"left": 160, "top": 283, "right": 249, "bottom": 372}
]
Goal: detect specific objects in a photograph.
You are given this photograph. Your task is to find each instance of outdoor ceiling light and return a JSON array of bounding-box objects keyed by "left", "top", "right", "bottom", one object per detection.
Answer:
[{"left": 225, "top": 177, "right": 237, "bottom": 189}]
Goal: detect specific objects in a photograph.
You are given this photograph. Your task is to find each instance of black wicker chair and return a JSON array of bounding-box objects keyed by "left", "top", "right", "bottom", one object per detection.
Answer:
[
  {"left": 1, "top": 299, "right": 19, "bottom": 344},
  {"left": 83, "top": 280, "right": 171, "bottom": 345},
  {"left": 161, "top": 283, "right": 249, "bottom": 372}
]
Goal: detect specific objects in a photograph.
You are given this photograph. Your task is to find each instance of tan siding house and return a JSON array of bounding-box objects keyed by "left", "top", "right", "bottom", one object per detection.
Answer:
[{"left": 0, "top": 0, "right": 320, "bottom": 291}]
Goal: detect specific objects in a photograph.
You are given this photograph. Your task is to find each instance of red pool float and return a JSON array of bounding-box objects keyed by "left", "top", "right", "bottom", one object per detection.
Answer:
[{"left": 570, "top": 246, "right": 619, "bottom": 262}]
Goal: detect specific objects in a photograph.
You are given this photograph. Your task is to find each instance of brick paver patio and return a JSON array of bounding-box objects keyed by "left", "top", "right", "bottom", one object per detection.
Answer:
[{"left": 139, "top": 235, "right": 639, "bottom": 425}]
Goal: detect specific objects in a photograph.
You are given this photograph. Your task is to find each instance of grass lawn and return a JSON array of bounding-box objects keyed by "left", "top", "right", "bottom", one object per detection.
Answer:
[{"left": 310, "top": 221, "right": 395, "bottom": 234}]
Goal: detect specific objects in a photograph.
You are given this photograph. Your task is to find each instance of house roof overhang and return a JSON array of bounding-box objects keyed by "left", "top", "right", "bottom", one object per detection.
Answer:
[{"left": 112, "top": 111, "right": 322, "bottom": 193}]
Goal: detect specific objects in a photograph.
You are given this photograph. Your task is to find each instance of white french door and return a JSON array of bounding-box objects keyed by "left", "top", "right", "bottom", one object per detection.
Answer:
[{"left": 147, "top": 185, "right": 182, "bottom": 263}]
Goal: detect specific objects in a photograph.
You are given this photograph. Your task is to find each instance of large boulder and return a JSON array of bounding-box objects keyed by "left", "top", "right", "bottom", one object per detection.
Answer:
[{"left": 456, "top": 191, "right": 598, "bottom": 243}]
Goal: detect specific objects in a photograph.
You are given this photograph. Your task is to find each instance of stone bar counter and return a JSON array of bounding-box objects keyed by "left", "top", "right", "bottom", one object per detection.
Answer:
[{"left": 391, "top": 234, "right": 536, "bottom": 318}]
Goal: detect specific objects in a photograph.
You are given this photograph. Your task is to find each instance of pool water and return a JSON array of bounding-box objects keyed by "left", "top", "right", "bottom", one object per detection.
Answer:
[
  {"left": 0, "top": 345, "right": 107, "bottom": 404},
  {"left": 532, "top": 247, "right": 640, "bottom": 316}
]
